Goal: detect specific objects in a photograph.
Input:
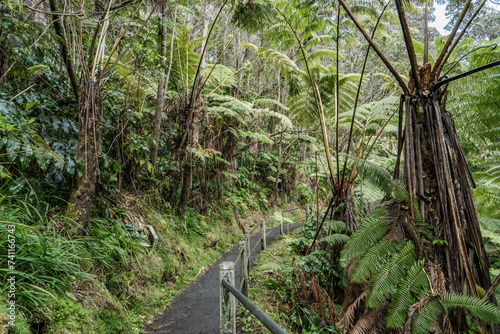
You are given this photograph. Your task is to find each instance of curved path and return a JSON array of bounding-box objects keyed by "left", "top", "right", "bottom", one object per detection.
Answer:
[{"left": 145, "top": 223, "right": 302, "bottom": 334}]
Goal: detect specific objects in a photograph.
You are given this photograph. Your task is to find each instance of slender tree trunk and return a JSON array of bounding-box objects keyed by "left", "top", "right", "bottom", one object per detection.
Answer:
[
  {"left": 48, "top": 0, "right": 80, "bottom": 99},
  {"left": 268, "top": 132, "right": 283, "bottom": 207},
  {"left": 178, "top": 160, "right": 192, "bottom": 220},
  {"left": 0, "top": 7, "right": 10, "bottom": 86},
  {"left": 151, "top": 0, "right": 177, "bottom": 166},
  {"left": 177, "top": 3, "right": 211, "bottom": 219},
  {"left": 67, "top": 82, "right": 103, "bottom": 232}
]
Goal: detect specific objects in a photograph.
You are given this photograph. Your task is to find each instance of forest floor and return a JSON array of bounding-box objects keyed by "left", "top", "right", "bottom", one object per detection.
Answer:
[{"left": 144, "top": 223, "right": 302, "bottom": 334}]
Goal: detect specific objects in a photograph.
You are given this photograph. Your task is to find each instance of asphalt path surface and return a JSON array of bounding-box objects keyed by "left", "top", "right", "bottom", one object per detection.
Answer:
[{"left": 145, "top": 222, "right": 302, "bottom": 334}]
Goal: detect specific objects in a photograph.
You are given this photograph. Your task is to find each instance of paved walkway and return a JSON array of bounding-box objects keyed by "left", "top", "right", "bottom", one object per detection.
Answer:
[{"left": 145, "top": 223, "right": 301, "bottom": 334}]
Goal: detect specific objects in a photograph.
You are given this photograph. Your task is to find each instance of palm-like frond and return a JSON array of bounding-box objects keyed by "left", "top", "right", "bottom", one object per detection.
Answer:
[
  {"left": 409, "top": 299, "right": 442, "bottom": 334},
  {"left": 386, "top": 260, "right": 429, "bottom": 328},
  {"left": 350, "top": 238, "right": 404, "bottom": 283},
  {"left": 366, "top": 241, "right": 416, "bottom": 308},
  {"left": 321, "top": 233, "right": 350, "bottom": 245},
  {"left": 340, "top": 207, "right": 390, "bottom": 262},
  {"left": 442, "top": 292, "right": 500, "bottom": 323}
]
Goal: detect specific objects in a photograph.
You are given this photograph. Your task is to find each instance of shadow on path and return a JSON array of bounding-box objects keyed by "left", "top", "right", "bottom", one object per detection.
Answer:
[{"left": 145, "top": 223, "right": 302, "bottom": 334}]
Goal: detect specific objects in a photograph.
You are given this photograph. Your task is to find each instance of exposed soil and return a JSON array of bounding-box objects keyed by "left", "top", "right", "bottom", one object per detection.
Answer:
[{"left": 145, "top": 223, "right": 302, "bottom": 334}]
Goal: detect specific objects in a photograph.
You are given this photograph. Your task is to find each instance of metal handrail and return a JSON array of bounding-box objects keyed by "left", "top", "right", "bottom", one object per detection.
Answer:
[
  {"left": 233, "top": 247, "right": 244, "bottom": 266},
  {"left": 219, "top": 204, "right": 312, "bottom": 334},
  {"left": 221, "top": 279, "right": 288, "bottom": 334},
  {"left": 282, "top": 207, "right": 300, "bottom": 213},
  {"left": 249, "top": 223, "right": 261, "bottom": 235},
  {"left": 266, "top": 224, "right": 281, "bottom": 238},
  {"left": 250, "top": 239, "right": 260, "bottom": 254}
]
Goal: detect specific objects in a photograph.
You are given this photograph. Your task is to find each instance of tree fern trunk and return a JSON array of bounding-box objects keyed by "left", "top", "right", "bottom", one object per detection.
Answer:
[{"left": 404, "top": 70, "right": 494, "bottom": 331}]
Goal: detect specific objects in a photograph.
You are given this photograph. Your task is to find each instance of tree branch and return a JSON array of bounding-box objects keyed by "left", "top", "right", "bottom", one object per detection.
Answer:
[
  {"left": 48, "top": 0, "right": 80, "bottom": 99},
  {"left": 338, "top": 0, "right": 409, "bottom": 95},
  {"left": 432, "top": 60, "right": 500, "bottom": 91},
  {"left": 432, "top": 0, "right": 472, "bottom": 81},
  {"left": 395, "top": 0, "right": 422, "bottom": 95},
  {"left": 441, "top": 0, "right": 488, "bottom": 73}
]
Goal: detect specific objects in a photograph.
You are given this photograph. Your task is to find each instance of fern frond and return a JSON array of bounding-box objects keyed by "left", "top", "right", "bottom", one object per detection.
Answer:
[
  {"left": 350, "top": 304, "right": 387, "bottom": 334},
  {"left": 442, "top": 292, "right": 500, "bottom": 323},
  {"left": 321, "top": 233, "right": 350, "bottom": 245},
  {"left": 340, "top": 207, "right": 390, "bottom": 263},
  {"left": 480, "top": 217, "right": 500, "bottom": 233},
  {"left": 366, "top": 241, "right": 416, "bottom": 308},
  {"left": 350, "top": 238, "right": 404, "bottom": 284},
  {"left": 324, "top": 220, "right": 347, "bottom": 233},
  {"left": 387, "top": 260, "right": 429, "bottom": 329},
  {"left": 410, "top": 299, "right": 442, "bottom": 334}
]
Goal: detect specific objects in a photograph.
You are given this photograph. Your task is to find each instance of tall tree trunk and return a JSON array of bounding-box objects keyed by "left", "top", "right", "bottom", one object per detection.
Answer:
[
  {"left": 48, "top": 0, "right": 80, "bottom": 99},
  {"left": 67, "top": 82, "right": 103, "bottom": 232},
  {"left": 177, "top": 3, "right": 211, "bottom": 219},
  {"left": 405, "top": 84, "right": 494, "bottom": 332},
  {"left": 151, "top": 0, "right": 177, "bottom": 166},
  {"left": 340, "top": 66, "right": 496, "bottom": 333}
]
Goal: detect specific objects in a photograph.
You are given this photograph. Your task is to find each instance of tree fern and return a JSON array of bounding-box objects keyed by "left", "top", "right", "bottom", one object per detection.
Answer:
[
  {"left": 386, "top": 260, "right": 429, "bottom": 329},
  {"left": 340, "top": 207, "right": 390, "bottom": 262},
  {"left": 350, "top": 238, "right": 404, "bottom": 284},
  {"left": 442, "top": 292, "right": 500, "bottom": 324},
  {"left": 366, "top": 241, "right": 416, "bottom": 308}
]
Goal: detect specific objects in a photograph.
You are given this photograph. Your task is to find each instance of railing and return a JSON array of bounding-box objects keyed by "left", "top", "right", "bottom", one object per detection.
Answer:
[{"left": 219, "top": 204, "right": 314, "bottom": 334}]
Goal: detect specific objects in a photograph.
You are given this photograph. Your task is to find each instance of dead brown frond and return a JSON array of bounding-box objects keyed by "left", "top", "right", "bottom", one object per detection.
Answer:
[
  {"left": 351, "top": 303, "right": 389, "bottom": 334},
  {"left": 338, "top": 282, "right": 368, "bottom": 331},
  {"left": 295, "top": 271, "right": 338, "bottom": 328},
  {"left": 404, "top": 297, "right": 431, "bottom": 334},
  {"left": 382, "top": 200, "right": 405, "bottom": 242},
  {"left": 427, "top": 261, "right": 446, "bottom": 297}
]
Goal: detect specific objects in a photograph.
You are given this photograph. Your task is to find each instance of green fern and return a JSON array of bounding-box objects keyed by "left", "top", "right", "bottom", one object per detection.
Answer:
[
  {"left": 410, "top": 299, "right": 442, "bottom": 334},
  {"left": 323, "top": 220, "right": 347, "bottom": 234},
  {"left": 350, "top": 238, "right": 404, "bottom": 284},
  {"left": 340, "top": 207, "right": 389, "bottom": 262},
  {"left": 389, "top": 179, "right": 423, "bottom": 222},
  {"left": 366, "top": 241, "right": 416, "bottom": 308},
  {"left": 442, "top": 292, "right": 500, "bottom": 324},
  {"left": 321, "top": 233, "right": 350, "bottom": 245},
  {"left": 387, "top": 260, "right": 429, "bottom": 329}
]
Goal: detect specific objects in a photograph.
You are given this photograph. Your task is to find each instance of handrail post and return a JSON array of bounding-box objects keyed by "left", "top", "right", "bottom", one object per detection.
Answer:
[
  {"left": 260, "top": 219, "right": 266, "bottom": 251},
  {"left": 239, "top": 241, "right": 249, "bottom": 297},
  {"left": 245, "top": 230, "right": 251, "bottom": 271},
  {"left": 279, "top": 209, "right": 283, "bottom": 235},
  {"left": 220, "top": 262, "right": 236, "bottom": 334}
]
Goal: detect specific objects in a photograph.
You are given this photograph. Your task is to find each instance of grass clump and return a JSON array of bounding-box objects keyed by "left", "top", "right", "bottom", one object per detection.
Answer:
[{"left": 0, "top": 193, "right": 243, "bottom": 334}]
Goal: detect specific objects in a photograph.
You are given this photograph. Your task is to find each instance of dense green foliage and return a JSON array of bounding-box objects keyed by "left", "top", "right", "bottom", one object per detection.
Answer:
[{"left": 0, "top": 0, "right": 499, "bottom": 333}]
